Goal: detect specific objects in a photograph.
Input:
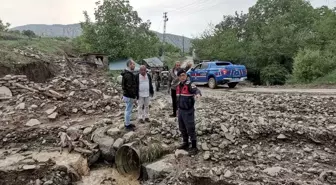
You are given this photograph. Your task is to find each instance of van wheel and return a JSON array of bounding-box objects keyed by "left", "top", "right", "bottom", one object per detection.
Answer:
[
  {"left": 228, "top": 82, "right": 238, "bottom": 88},
  {"left": 208, "top": 77, "right": 217, "bottom": 89}
]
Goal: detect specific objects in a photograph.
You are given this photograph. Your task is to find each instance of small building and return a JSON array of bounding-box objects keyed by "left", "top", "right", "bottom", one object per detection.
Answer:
[
  {"left": 81, "top": 53, "right": 108, "bottom": 68},
  {"left": 139, "top": 57, "right": 164, "bottom": 69},
  {"left": 109, "top": 58, "right": 140, "bottom": 71}
]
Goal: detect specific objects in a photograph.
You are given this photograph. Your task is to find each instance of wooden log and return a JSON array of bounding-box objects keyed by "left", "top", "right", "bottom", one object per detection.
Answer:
[{"left": 13, "top": 83, "right": 64, "bottom": 99}]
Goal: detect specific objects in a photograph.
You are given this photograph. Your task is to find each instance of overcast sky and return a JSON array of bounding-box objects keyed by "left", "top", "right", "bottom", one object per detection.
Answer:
[{"left": 0, "top": 0, "right": 334, "bottom": 38}]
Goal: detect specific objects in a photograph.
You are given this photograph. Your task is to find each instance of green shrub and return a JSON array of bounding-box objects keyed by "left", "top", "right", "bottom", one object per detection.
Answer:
[
  {"left": 292, "top": 49, "right": 336, "bottom": 83},
  {"left": 260, "top": 63, "right": 289, "bottom": 85}
]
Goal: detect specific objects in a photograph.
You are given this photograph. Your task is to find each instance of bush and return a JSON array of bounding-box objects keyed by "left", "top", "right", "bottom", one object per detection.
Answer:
[
  {"left": 0, "top": 31, "right": 28, "bottom": 40},
  {"left": 292, "top": 49, "right": 336, "bottom": 83},
  {"left": 260, "top": 64, "right": 289, "bottom": 85},
  {"left": 313, "top": 69, "right": 336, "bottom": 84}
]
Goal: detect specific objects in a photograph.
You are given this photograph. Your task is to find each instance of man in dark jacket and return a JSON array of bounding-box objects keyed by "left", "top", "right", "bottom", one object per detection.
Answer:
[
  {"left": 121, "top": 59, "right": 137, "bottom": 130},
  {"left": 135, "top": 65, "right": 154, "bottom": 123},
  {"left": 167, "top": 61, "right": 181, "bottom": 117},
  {"left": 176, "top": 69, "right": 202, "bottom": 156}
]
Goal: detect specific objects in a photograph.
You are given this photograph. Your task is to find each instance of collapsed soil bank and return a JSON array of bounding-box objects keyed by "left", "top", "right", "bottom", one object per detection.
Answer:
[{"left": 0, "top": 61, "right": 57, "bottom": 83}]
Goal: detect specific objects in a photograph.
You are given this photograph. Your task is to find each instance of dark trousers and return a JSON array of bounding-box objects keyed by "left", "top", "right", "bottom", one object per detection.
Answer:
[
  {"left": 178, "top": 109, "right": 196, "bottom": 142},
  {"left": 171, "top": 89, "right": 177, "bottom": 115}
]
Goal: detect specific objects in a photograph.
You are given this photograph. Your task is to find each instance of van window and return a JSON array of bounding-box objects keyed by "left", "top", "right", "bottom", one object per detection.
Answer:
[
  {"left": 201, "top": 63, "right": 208, "bottom": 69},
  {"left": 215, "top": 62, "right": 231, "bottom": 66}
]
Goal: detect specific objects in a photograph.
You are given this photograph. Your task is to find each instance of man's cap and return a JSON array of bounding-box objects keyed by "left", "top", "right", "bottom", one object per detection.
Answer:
[{"left": 177, "top": 69, "right": 187, "bottom": 76}]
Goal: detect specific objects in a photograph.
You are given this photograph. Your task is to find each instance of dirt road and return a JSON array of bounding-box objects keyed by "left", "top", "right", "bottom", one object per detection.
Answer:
[{"left": 198, "top": 86, "right": 336, "bottom": 95}]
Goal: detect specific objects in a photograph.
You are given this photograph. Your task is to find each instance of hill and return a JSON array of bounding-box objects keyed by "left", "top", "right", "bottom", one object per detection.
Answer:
[{"left": 11, "top": 23, "right": 192, "bottom": 52}]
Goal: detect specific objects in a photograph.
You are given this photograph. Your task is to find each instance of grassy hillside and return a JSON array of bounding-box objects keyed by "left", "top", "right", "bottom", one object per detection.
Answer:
[
  {"left": 0, "top": 31, "right": 77, "bottom": 68},
  {"left": 11, "top": 24, "right": 192, "bottom": 52}
]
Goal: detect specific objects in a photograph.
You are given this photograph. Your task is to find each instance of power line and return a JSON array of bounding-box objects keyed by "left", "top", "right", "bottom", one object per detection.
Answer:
[
  {"left": 176, "top": 0, "right": 228, "bottom": 18},
  {"left": 169, "top": 0, "right": 212, "bottom": 13}
]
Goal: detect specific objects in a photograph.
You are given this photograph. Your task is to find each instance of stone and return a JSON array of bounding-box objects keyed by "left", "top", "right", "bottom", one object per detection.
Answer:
[
  {"left": 92, "top": 127, "right": 115, "bottom": 162},
  {"left": 30, "top": 104, "right": 38, "bottom": 109},
  {"left": 224, "top": 170, "right": 232, "bottom": 178},
  {"left": 35, "top": 179, "right": 42, "bottom": 185},
  {"left": 175, "top": 149, "right": 189, "bottom": 158},
  {"left": 26, "top": 119, "right": 41, "bottom": 127},
  {"left": 105, "top": 105, "right": 111, "bottom": 111},
  {"left": 123, "top": 131, "right": 135, "bottom": 142},
  {"left": 277, "top": 134, "right": 287, "bottom": 140},
  {"left": 0, "top": 86, "right": 12, "bottom": 98},
  {"left": 103, "top": 94, "right": 112, "bottom": 100},
  {"left": 219, "top": 139, "right": 230, "bottom": 149},
  {"left": 69, "top": 91, "right": 75, "bottom": 96},
  {"left": 113, "top": 138, "right": 125, "bottom": 149},
  {"left": 22, "top": 164, "right": 38, "bottom": 170},
  {"left": 67, "top": 125, "right": 83, "bottom": 140},
  {"left": 91, "top": 89, "right": 102, "bottom": 94},
  {"left": 224, "top": 133, "right": 235, "bottom": 142},
  {"left": 263, "top": 167, "right": 284, "bottom": 177},
  {"left": 45, "top": 107, "right": 57, "bottom": 115},
  {"left": 43, "top": 180, "right": 53, "bottom": 185},
  {"left": 204, "top": 151, "right": 210, "bottom": 160},
  {"left": 83, "top": 127, "right": 93, "bottom": 135},
  {"left": 201, "top": 142, "right": 210, "bottom": 151},
  {"left": 106, "top": 127, "right": 121, "bottom": 137},
  {"left": 221, "top": 125, "right": 228, "bottom": 133},
  {"left": 48, "top": 112, "right": 58, "bottom": 120},
  {"left": 15, "top": 103, "right": 25, "bottom": 110},
  {"left": 143, "top": 154, "right": 174, "bottom": 180}
]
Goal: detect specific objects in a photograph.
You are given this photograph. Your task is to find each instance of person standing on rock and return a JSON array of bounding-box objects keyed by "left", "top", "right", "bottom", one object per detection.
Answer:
[
  {"left": 121, "top": 59, "right": 137, "bottom": 131},
  {"left": 184, "top": 62, "right": 193, "bottom": 72},
  {"left": 176, "top": 69, "right": 201, "bottom": 155},
  {"left": 136, "top": 65, "right": 154, "bottom": 123},
  {"left": 168, "top": 61, "right": 181, "bottom": 117}
]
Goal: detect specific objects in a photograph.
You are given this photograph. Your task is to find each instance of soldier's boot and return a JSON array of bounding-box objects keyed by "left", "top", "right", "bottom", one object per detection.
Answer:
[
  {"left": 189, "top": 140, "right": 198, "bottom": 156},
  {"left": 177, "top": 137, "right": 189, "bottom": 150}
]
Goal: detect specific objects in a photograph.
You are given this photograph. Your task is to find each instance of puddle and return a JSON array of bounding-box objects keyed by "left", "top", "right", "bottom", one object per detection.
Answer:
[{"left": 77, "top": 167, "right": 139, "bottom": 185}]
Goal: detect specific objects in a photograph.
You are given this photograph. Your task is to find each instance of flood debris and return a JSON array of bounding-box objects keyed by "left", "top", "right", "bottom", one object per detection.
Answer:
[{"left": 1, "top": 47, "right": 336, "bottom": 185}]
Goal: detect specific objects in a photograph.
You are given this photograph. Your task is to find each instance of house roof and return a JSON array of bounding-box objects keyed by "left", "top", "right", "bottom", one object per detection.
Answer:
[
  {"left": 81, "top": 53, "right": 107, "bottom": 57},
  {"left": 142, "top": 57, "right": 163, "bottom": 67},
  {"left": 109, "top": 59, "right": 140, "bottom": 71}
]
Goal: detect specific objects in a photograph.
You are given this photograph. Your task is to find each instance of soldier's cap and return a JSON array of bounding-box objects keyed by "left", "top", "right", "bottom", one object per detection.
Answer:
[{"left": 177, "top": 69, "right": 187, "bottom": 76}]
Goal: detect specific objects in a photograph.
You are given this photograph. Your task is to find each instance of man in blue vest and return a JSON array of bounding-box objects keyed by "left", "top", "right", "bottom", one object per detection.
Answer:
[{"left": 176, "top": 69, "right": 202, "bottom": 156}]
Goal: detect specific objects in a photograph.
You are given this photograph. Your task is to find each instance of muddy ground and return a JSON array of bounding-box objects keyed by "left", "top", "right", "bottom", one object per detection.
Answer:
[
  {"left": 2, "top": 84, "right": 336, "bottom": 185},
  {"left": 1, "top": 49, "right": 336, "bottom": 185}
]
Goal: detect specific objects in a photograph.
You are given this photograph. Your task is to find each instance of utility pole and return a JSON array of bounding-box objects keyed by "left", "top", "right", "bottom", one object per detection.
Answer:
[{"left": 162, "top": 12, "right": 168, "bottom": 63}]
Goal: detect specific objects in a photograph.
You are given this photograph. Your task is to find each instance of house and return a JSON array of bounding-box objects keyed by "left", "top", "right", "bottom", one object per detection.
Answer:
[
  {"left": 81, "top": 53, "right": 108, "bottom": 68},
  {"left": 139, "top": 57, "right": 164, "bottom": 69}
]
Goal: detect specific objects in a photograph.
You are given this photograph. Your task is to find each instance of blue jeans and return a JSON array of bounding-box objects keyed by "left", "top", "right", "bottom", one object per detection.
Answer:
[{"left": 123, "top": 96, "right": 134, "bottom": 126}]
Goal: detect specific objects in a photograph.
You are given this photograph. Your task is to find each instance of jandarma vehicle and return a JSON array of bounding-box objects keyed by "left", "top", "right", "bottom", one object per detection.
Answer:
[{"left": 187, "top": 61, "right": 247, "bottom": 89}]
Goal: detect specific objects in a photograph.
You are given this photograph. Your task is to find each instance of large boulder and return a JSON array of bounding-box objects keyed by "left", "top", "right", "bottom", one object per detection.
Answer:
[{"left": 91, "top": 127, "right": 116, "bottom": 163}]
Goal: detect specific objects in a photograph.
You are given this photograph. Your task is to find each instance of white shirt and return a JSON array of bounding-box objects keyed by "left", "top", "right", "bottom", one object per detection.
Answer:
[{"left": 139, "top": 74, "right": 150, "bottom": 97}]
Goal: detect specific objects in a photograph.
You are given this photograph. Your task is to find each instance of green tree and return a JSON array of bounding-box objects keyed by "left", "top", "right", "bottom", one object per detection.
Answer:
[
  {"left": 22, "top": 30, "right": 36, "bottom": 38},
  {"left": 0, "top": 19, "right": 10, "bottom": 32},
  {"left": 79, "top": 0, "right": 160, "bottom": 60},
  {"left": 192, "top": 0, "right": 324, "bottom": 85},
  {"left": 293, "top": 49, "right": 336, "bottom": 83}
]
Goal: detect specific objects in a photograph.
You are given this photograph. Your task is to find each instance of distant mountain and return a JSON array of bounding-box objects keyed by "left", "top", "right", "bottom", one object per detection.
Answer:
[{"left": 11, "top": 23, "right": 192, "bottom": 52}]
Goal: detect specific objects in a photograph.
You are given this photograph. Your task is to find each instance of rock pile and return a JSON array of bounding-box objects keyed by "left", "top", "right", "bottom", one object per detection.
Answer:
[
  {"left": 0, "top": 72, "right": 122, "bottom": 128},
  {"left": 144, "top": 92, "right": 336, "bottom": 184},
  {"left": 0, "top": 75, "right": 30, "bottom": 95}
]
